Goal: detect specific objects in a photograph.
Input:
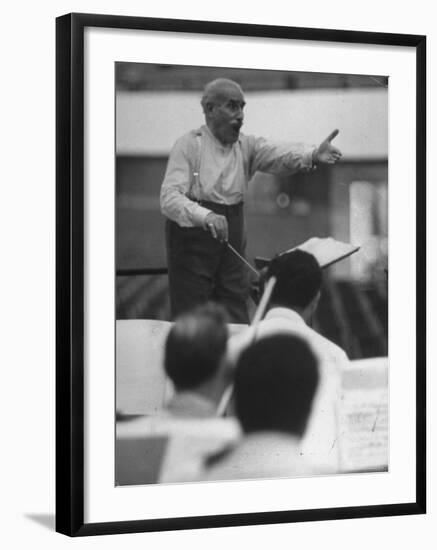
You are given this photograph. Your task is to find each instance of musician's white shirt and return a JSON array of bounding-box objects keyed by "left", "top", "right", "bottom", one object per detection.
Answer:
[
  {"left": 228, "top": 307, "right": 349, "bottom": 473},
  {"left": 197, "top": 431, "right": 316, "bottom": 482}
]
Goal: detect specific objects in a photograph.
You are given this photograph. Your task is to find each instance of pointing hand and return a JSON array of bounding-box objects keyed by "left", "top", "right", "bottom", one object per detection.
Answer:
[{"left": 314, "top": 129, "right": 342, "bottom": 165}]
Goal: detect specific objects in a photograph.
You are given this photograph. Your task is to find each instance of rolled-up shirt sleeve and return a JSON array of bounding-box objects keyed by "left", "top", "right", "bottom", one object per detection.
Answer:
[
  {"left": 160, "top": 135, "right": 211, "bottom": 227},
  {"left": 246, "top": 135, "right": 317, "bottom": 177}
]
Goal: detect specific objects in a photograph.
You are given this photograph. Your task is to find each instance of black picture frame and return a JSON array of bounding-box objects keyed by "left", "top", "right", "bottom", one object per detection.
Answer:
[{"left": 56, "top": 12, "right": 426, "bottom": 537}]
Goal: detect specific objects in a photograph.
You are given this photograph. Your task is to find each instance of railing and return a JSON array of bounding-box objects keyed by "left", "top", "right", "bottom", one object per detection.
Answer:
[{"left": 116, "top": 268, "right": 169, "bottom": 320}]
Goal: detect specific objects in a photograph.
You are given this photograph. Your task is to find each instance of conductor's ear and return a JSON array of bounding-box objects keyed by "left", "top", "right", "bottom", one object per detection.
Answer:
[{"left": 205, "top": 101, "right": 215, "bottom": 114}]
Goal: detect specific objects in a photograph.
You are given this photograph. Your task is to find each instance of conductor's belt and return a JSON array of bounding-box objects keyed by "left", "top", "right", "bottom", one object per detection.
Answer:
[{"left": 197, "top": 200, "right": 244, "bottom": 216}]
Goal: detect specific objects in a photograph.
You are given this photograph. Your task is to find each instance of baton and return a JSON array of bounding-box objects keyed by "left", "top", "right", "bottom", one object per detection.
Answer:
[{"left": 226, "top": 242, "right": 259, "bottom": 277}]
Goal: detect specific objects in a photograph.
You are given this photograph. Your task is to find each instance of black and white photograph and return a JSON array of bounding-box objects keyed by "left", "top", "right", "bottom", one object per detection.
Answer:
[
  {"left": 114, "top": 63, "right": 389, "bottom": 486},
  {"left": 1, "top": 0, "right": 433, "bottom": 547},
  {"left": 53, "top": 12, "right": 425, "bottom": 537}
]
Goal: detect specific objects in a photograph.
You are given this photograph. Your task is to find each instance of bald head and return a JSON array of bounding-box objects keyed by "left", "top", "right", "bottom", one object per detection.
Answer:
[
  {"left": 201, "top": 79, "right": 244, "bottom": 113},
  {"left": 201, "top": 79, "right": 245, "bottom": 145}
]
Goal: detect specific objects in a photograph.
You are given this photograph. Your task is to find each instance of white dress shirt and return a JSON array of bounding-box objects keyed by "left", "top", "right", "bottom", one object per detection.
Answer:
[{"left": 197, "top": 431, "right": 316, "bottom": 481}]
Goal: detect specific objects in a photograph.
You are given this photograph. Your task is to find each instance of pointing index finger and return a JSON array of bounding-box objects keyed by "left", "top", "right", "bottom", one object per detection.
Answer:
[{"left": 325, "top": 129, "right": 339, "bottom": 143}]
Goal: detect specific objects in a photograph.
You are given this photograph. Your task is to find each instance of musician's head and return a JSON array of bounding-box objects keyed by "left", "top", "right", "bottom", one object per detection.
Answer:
[
  {"left": 164, "top": 302, "right": 231, "bottom": 402},
  {"left": 234, "top": 334, "right": 319, "bottom": 437},
  {"left": 267, "top": 249, "right": 322, "bottom": 321}
]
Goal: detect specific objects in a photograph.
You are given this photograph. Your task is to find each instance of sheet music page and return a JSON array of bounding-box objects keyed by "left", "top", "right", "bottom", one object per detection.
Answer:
[
  {"left": 295, "top": 237, "right": 359, "bottom": 268},
  {"left": 338, "top": 388, "right": 388, "bottom": 471},
  {"left": 338, "top": 358, "right": 389, "bottom": 472}
]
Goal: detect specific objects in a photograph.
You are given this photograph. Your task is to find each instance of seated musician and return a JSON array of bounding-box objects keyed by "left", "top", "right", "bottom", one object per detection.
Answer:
[
  {"left": 163, "top": 302, "right": 233, "bottom": 418},
  {"left": 198, "top": 334, "right": 320, "bottom": 481},
  {"left": 228, "top": 249, "right": 349, "bottom": 471},
  {"left": 116, "top": 303, "right": 240, "bottom": 485}
]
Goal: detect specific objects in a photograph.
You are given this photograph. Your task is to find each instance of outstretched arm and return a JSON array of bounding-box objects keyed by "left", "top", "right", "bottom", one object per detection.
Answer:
[{"left": 246, "top": 129, "right": 342, "bottom": 177}]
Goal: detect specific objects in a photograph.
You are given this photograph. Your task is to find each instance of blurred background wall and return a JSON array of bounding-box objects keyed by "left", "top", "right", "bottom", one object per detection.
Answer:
[{"left": 115, "top": 64, "right": 388, "bottom": 359}]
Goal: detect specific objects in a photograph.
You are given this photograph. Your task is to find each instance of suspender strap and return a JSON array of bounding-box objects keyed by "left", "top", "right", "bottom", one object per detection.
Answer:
[
  {"left": 189, "top": 129, "right": 246, "bottom": 199},
  {"left": 193, "top": 131, "right": 202, "bottom": 186},
  {"left": 187, "top": 130, "right": 202, "bottom": 200}
]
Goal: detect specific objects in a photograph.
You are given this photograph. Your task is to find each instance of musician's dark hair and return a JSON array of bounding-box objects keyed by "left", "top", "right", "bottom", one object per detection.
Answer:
[
  {"left": 164, "top": 302, "right": 229, "bottom": 391},
  {"left": 234, "top": 334, "right": 319, "bottom": 437},
  {"left": 267, "top": 249, "right": 322, "bottom": 310}
]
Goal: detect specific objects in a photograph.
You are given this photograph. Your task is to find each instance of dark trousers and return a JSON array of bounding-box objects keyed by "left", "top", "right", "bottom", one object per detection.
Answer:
[{"left": 165, "top": 202, "right": 249, "bottom": 324}]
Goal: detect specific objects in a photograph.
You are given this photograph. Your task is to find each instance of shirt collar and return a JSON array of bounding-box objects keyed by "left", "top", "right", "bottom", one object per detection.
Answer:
[
  {"left": 202, "top": 124, "right": 241, "bottom": 148},
  {"left": 166, "top": 391, "right": 217, "bottom": 419},
  {"left": 264, "top": 307, "right": 306, "bottom": 327}
]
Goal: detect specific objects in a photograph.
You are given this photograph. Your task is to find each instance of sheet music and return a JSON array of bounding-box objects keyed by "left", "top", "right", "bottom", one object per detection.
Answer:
[
  {"left": 293, "top": 237, "right": 360, "bottom": 268},
  {"left": 338, "top": 358, "right": 388, "bottom": 472}
]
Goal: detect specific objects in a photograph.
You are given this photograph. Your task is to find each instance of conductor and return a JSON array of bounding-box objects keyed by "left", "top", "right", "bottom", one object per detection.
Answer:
[{"left": 160, "top": 78, "right": 342, "bottom": 323}]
